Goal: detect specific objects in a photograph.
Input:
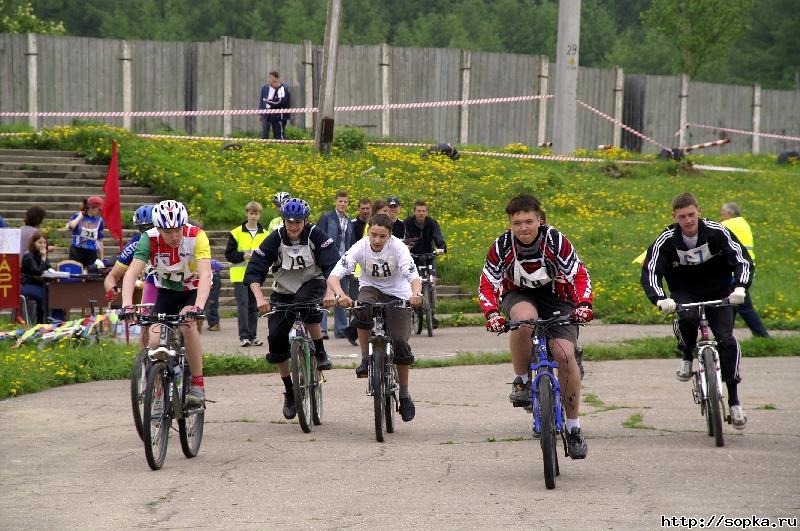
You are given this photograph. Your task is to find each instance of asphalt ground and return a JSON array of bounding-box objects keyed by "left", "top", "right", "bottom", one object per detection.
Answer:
[{"left": 1, "top": 344, "right": 798, "bottom": 529}]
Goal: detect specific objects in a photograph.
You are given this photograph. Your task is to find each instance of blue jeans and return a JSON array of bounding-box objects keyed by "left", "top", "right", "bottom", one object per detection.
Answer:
[
  {"left": 205, "top": 272, "right": 221, "bottom": 326},
  {"left": 21, "top": 283, "right": 47, "bottom": 323},
  {"left": 321, "top": 275, "right": 351, "bottom": 337}
]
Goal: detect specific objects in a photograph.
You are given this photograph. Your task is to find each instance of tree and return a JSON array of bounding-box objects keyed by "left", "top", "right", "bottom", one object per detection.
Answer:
[
  {"left": 0, "top": 0, "right": 65, "bottom": 34},
  {"left": 642, "top": 0, "right": 752, "bottom": 78}
]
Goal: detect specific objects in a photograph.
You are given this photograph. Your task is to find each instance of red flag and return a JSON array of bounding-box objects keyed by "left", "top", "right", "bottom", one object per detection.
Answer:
[{"left": 102, "top": 140, "right": 124, "bottom": 250}]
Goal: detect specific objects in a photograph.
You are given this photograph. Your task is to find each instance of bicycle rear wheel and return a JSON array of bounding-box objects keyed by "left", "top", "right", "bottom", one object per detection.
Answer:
[
  {"left": 537, "top": 372, "right": 558, "bottom": 489},
  {"left": 703, "top": 348, "right": 724, "bottom": 447},
  {"left": 371, "top": 342, "right": 387, "bottom": 442},
  {"left": 423, "top": 283, "right": 434, "bottom": 337},
  {"left": 311, "top": 354, "right": 323, "bottom": 426},
  {"left": 179, "top": 359, "right": 204, "bottom": 458},
  {"left": 130, "top": 347, "right": 149, "bottom": 441},
  {"left": 291, "top": 341, "right": 312, "bottom": 433},
  {"left": 143, "top": 361, "right": 171, "bottom": 470},
  {"left": 413, "top": 306, "right": 423, "bottom": 335}
]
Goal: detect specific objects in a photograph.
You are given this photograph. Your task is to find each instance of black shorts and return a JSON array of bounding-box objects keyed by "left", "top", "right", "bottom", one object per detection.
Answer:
[
  {"left": 500, "top": 288, "right": 579, "bottom": 343},
  {"left": 266, "top": 279, "right": 327, "bottom": 364},
  {"left": 153, "top": 288, "right": 198, "bottom": 316}
]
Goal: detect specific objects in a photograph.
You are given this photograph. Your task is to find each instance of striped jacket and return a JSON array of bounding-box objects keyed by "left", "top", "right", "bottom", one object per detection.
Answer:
[{"left": 640, "top": 219, "right": 753, "bottom": 304}]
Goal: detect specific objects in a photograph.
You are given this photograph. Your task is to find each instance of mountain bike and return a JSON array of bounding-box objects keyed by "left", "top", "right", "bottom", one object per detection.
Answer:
[
  {"left": 127, "top": 303, "right": 156, "bottom": 441},
  {"left": 349, "top": 300, "right": 411, "bottom": 442},
  {"left": 265, "top": 301, "right": 325, "bottom": 433},
  {"left": 501, "top": 313, "right": 574, "bottom": 490},
  {"left": 137, "top": 312, "right": 205, "bottom": 470},
  {"left": 411, "top": 252, "right": 441, "bottom": 337},
  {"left": 675, "top": 299, "right": 732, "bottom": 447}
]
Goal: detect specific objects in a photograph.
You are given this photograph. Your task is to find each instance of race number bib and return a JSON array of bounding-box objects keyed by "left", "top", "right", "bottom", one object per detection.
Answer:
[
  {"left": 153, "top": 253, "right": 194, "bottom": 283},
  {"left": 281, "top": 244, "right": 315, "bottom": 270},
  {"left": 80, "top": 225, "right": 99, "bottom": 241},
  {"left": 677, "top": 243, "right": 712, "bottom": 266},
  {"left": 365, "top": 255, "right": 396, "bottom": 278},
  {"left": 513, "top": 260, "right": 552, "bottom": 289}
]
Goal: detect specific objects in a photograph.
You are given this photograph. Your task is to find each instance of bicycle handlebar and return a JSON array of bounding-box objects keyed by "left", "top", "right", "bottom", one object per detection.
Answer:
[
  {"left": 502, "top": 314, "right": 573, "bottom": 333},
  {"left": 263, "top": 301, "right": 326, "bottom": 317},
  {"left": 675, "top": 298, "right": 731, "bottom": 312},
  {"left": 138, "top": 313, "right": 205, "bottom": 326}
]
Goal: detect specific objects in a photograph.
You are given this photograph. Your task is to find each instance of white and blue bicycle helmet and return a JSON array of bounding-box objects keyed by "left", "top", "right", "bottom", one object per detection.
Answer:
[{"left": 152, "top": 200, "right": 188, "bottom": 229}]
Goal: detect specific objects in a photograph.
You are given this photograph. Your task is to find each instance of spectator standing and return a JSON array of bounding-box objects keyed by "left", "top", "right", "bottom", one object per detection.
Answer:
[
  {"left": 0, "top": 215, "right": 6, "bottom": 227},
  {"left": 387, "top": 196, "right": 405, "bottom": 239},
  {"left": 259, "top": 71, "right": 291, "bottom": 140},
  {"left": 20, "top": 231, "right": 50, "bottom": 324},
  {"left": 225, "top": 201, "right": 269, "bottom": 347},
  {"left": 206, "top": 259, "right": 223, "bottom": 331},
  {"left": 20, "top": 206, "right": 47, "bottom": 261},
  {"left": 65, "top": 196, "right": 104, "bottom": 268},
  {"left": 720, "top": 202, "right": 770, "bottom": 338},
  {"left": 352, "top": 198, "right": 372, "bottom": 240},
  {"left": 403, "top": 200, "right": 447, "bottom": 280},
  {"left": 318, "top": 190, "right": 354, "bottom": 339}
]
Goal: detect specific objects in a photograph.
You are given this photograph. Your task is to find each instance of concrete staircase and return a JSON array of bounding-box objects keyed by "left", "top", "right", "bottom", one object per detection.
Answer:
[{"left": 1, "top": 148, "right": 472, "bottom": 311}]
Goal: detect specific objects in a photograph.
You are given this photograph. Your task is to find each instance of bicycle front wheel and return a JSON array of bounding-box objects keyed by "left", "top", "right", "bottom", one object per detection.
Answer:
[
  {"left": 130, "top": 347, "right": 149, "bottom": 441},
  {"left": 413, "top": 306, "right": 423, "bottom": 335},
  {"left": 143, "top": 361, "right": 171, "bottom": 470},
  {"left": 291, "top": 341, "right": 312, "bottom": 433},
  {"left": 371, "top": 343, "right": 387, "bottom": 442},
  {"left": 311, "top": 354, "right": 323, "bottom": 426},
  {"left": 703, "top": 348, "right": 724, "bottom": 447},
  {"left": 384, "top": 357, "right": 396, "bottom": 434},
  {"left": 423, "top": 283, "right": 434, "bottom": 337},
  {"left": 537, "top": 372, "right": 558, "bottom": 489},
  {"left": 179, "top": 359, "right": 204, "bottom": 458}
]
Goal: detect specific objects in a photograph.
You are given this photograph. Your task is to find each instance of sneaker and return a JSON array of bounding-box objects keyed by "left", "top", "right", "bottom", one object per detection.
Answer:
[
  {"left": 399, "top": 396, "right": 415, "bottom": 422},
  {"left": 730, "top": 405, "right": 747, "bottom": 430},
  {"left": 207, "top": 323, "right": 220, "bottom": 331},
  {"left": 565, "top": 427, "right": 588, "bottom": 459},
  {"left": 575, "top": 345, "right": 585, "bottom": 381},
  {"left": 240, "top": 338, "right": 251, "bottom": 347},
  {"left": 282, "top": 392, "right": 296, "bottom": 420},
  {"left": 676, "top": 360, "right": 692, "bottom": 381},
  {"left": 355, "top": 358, "right": 369, "bottom": 378},
  {"left": 251, "top": 339, "right": 264, "bottom": 347},
  {"left": 185, "top": 386, "right": 205, "bottom": 409},
  {"left": 509, "top": 376, "right": 531, "bottom": 407},
  {"left": 316, "top": 351, "right": 332, "bottom": 371}
]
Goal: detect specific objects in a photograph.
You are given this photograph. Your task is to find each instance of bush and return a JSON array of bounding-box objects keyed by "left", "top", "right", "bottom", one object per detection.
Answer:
[{"left": 333, "top": 126, "right": 367, "bottom": 153}]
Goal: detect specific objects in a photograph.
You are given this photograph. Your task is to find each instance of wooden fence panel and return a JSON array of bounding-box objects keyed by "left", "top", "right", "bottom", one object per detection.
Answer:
[
  {"left": 687, "top": 81, "right": 752, "bottom": 154},
  {"left": 761, "top": 89, "right": 800, "bottom": 154},
  {"left": 576, "top": 66, "right": 616, "bottom": 150},
  {"left": 195, "top": 40, "right": 223, "bottom": 135},
  {"left": 334, "top": 45, "right": 382, "bottom": 136},
  {"left": 469, "top": 52, "right": 539, "bottom": 147}
]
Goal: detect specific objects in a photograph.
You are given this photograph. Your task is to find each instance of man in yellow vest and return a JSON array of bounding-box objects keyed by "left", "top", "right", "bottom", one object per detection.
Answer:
[
  {"left": 721, "top": 202, "right": 770, "bottom": 338},
  {"left": 225, "top": 201, "right": 270, "bottom": 347}
]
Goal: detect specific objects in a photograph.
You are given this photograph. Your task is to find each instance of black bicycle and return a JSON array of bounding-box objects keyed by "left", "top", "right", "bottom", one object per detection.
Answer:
[
  {"left": 264, "top": 301, "right": 325, "bottom": 433},
  {"left": 349, "top": 300, "right": 411, "bottom": 442},
  {"left": 411, "top": 252, "right": 441, "bottom": 337},
  {"left": 674, "top": 299, "right": 733, "bottom": 447},
  {"left": 137, "top": 313, "right": 205, "bottom": 470},
  {"left": 128, "top": 303, "right": 155, "bottom": 441}
]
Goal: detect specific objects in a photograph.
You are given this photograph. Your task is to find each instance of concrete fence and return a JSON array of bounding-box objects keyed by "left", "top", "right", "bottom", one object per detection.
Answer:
[{"left": 1, "top": 33, "right": 798, "bottom": 154}]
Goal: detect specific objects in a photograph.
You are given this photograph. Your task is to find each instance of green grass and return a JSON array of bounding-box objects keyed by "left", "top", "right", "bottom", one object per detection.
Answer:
[
  {"left": 622, "top": 413, "right": 656, "bottom": 430},
  {"left": 2, "top": 124, "right": 798, "bottom": 329}
]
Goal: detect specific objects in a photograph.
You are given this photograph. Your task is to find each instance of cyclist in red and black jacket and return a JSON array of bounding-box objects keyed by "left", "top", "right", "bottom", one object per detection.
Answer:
[
  {"left": 640, "top": 192, "right": 753, "bottom": 429},
  {"left": 479, "top": 194, "right": 593, "bottom": 459}
]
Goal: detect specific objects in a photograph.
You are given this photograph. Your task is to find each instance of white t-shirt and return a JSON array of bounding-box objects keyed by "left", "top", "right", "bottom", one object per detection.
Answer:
[{"left": 331, "top": 236, "right": 420, "bottom": 299}]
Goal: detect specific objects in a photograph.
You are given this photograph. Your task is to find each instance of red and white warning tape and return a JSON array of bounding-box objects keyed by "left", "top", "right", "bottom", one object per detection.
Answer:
[
  {"left": 137, "top": 133, "right": 312, "bottom": 144},
  {"left": 577, "top": 99, "right": 671, "bottom": 152},
  {"left": 0, "top": 94, "right": 553, "bottom": 119},
  {"left": 684, "top": 138, "right": 730, "bottom": 152},
  {"left": 459, "top": 149, "right": 651, "bottom": 165},
  {"left": 679, "top": 123, "right": 800, "bottom": 143}
]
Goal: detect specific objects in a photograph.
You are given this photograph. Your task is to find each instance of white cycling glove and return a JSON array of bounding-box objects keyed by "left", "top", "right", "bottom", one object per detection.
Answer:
[
  {"left": 729, "top": 287, "right": 746, "bottom": 305},
  {"left": 656, "top": 298, "right": 676, "bottom": 314}
]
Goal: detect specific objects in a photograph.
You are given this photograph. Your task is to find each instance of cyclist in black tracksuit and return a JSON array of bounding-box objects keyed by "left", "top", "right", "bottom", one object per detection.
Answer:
[{"left": 640, "top": 193, "right": 753, "bottom": 429}]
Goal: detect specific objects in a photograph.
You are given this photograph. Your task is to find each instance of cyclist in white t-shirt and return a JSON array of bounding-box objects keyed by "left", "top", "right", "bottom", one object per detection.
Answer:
[{"left": 326, "top": 213, "right": 423, "bottom": 422}]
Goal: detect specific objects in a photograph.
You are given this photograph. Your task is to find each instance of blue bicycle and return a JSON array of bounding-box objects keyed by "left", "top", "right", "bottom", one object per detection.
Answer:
[{"left": 502, "top": 313, "right": 573, "bottom": 490}]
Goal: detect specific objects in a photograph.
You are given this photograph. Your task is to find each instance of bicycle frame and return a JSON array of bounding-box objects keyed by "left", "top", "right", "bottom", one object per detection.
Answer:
[
  {"left": 148, "top": 319, "right": 186, "bottom": 421},
  {"left": 367, "top": 305, "right": 398, "bottom": 398},
  {"left": 530, "top": 333, "right": 564, "bottom": 436},
  {"left": 678, "top": 300, "right": 727, "bottom": 417},
  {"left": 288, "top": 317, "right": 315, "bottom": 387}
]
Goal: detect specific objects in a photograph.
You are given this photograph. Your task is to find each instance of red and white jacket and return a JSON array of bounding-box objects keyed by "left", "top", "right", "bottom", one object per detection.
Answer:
[{"left": 478, "top": 225, "right": 593, "bottom": 317}]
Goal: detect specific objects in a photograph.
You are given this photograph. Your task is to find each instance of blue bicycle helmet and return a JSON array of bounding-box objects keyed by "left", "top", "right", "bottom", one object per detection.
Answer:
[
  {"left": 280, "top": 198, "right": 311, "bottom": 221},
  {"left": 133, "top": 204, "right": 155, "bottom": 227}
]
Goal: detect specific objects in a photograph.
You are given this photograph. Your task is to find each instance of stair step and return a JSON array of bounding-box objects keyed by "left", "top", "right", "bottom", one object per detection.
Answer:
[
  {"left": 0, "top": 184, "right": 154, "bottom": 194},
  {"left": 0, "top": 169, "right": 110, "bottom": 179},
  {"left": 0, "top": 192, "right": 159, "bottom": 203},
  {"left": 0, "top": 149, "right": 78, "bottom": 157},
  {"left": 0, "top": 155, "right": 89, "bottom": 164},
  {"left": 0, "top": 162, "right": 108, "bottom": 172}
]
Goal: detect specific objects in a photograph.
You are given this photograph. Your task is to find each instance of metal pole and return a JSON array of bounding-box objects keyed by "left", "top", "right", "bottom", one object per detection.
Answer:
[
  {"left": 121, "top": 41, "right": 132, "bottom": 131},
  {"left": 380, "top": 43, "right": 391, "bottom": 138},
  {"left": 314, "top": 0, "right": 343, "bottom": 153},
  {"left": 222, "top": 36, "right": 233, "bottom": 137},
  {"left": 459, "top": 50, "right": 471, "bottom": 145},
  {"left": 613, "top": 66, "right": 624, "bottom": 147},
  {"left": 751, "top": 84, "right": 761, "bottom": 154},
  {"left": 552, "top": 0, "right": 581, "bottom": 154},
  {"left": 303, "top": 40, "right": 315, "bottom": 132},
  {"left": 25, "top": 34, "right": 38, "bottom": 130},
  {"left": 678, "top": 73, "right": 689, "bottom": 148},
  {"left": 537, "top": 56, "right": 549, "bottom": 147}
]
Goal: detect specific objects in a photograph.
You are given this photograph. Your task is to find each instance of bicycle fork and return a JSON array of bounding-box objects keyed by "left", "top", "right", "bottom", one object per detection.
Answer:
[{"left": 695, "top": 343, "right": 728, "bottom": 420}]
